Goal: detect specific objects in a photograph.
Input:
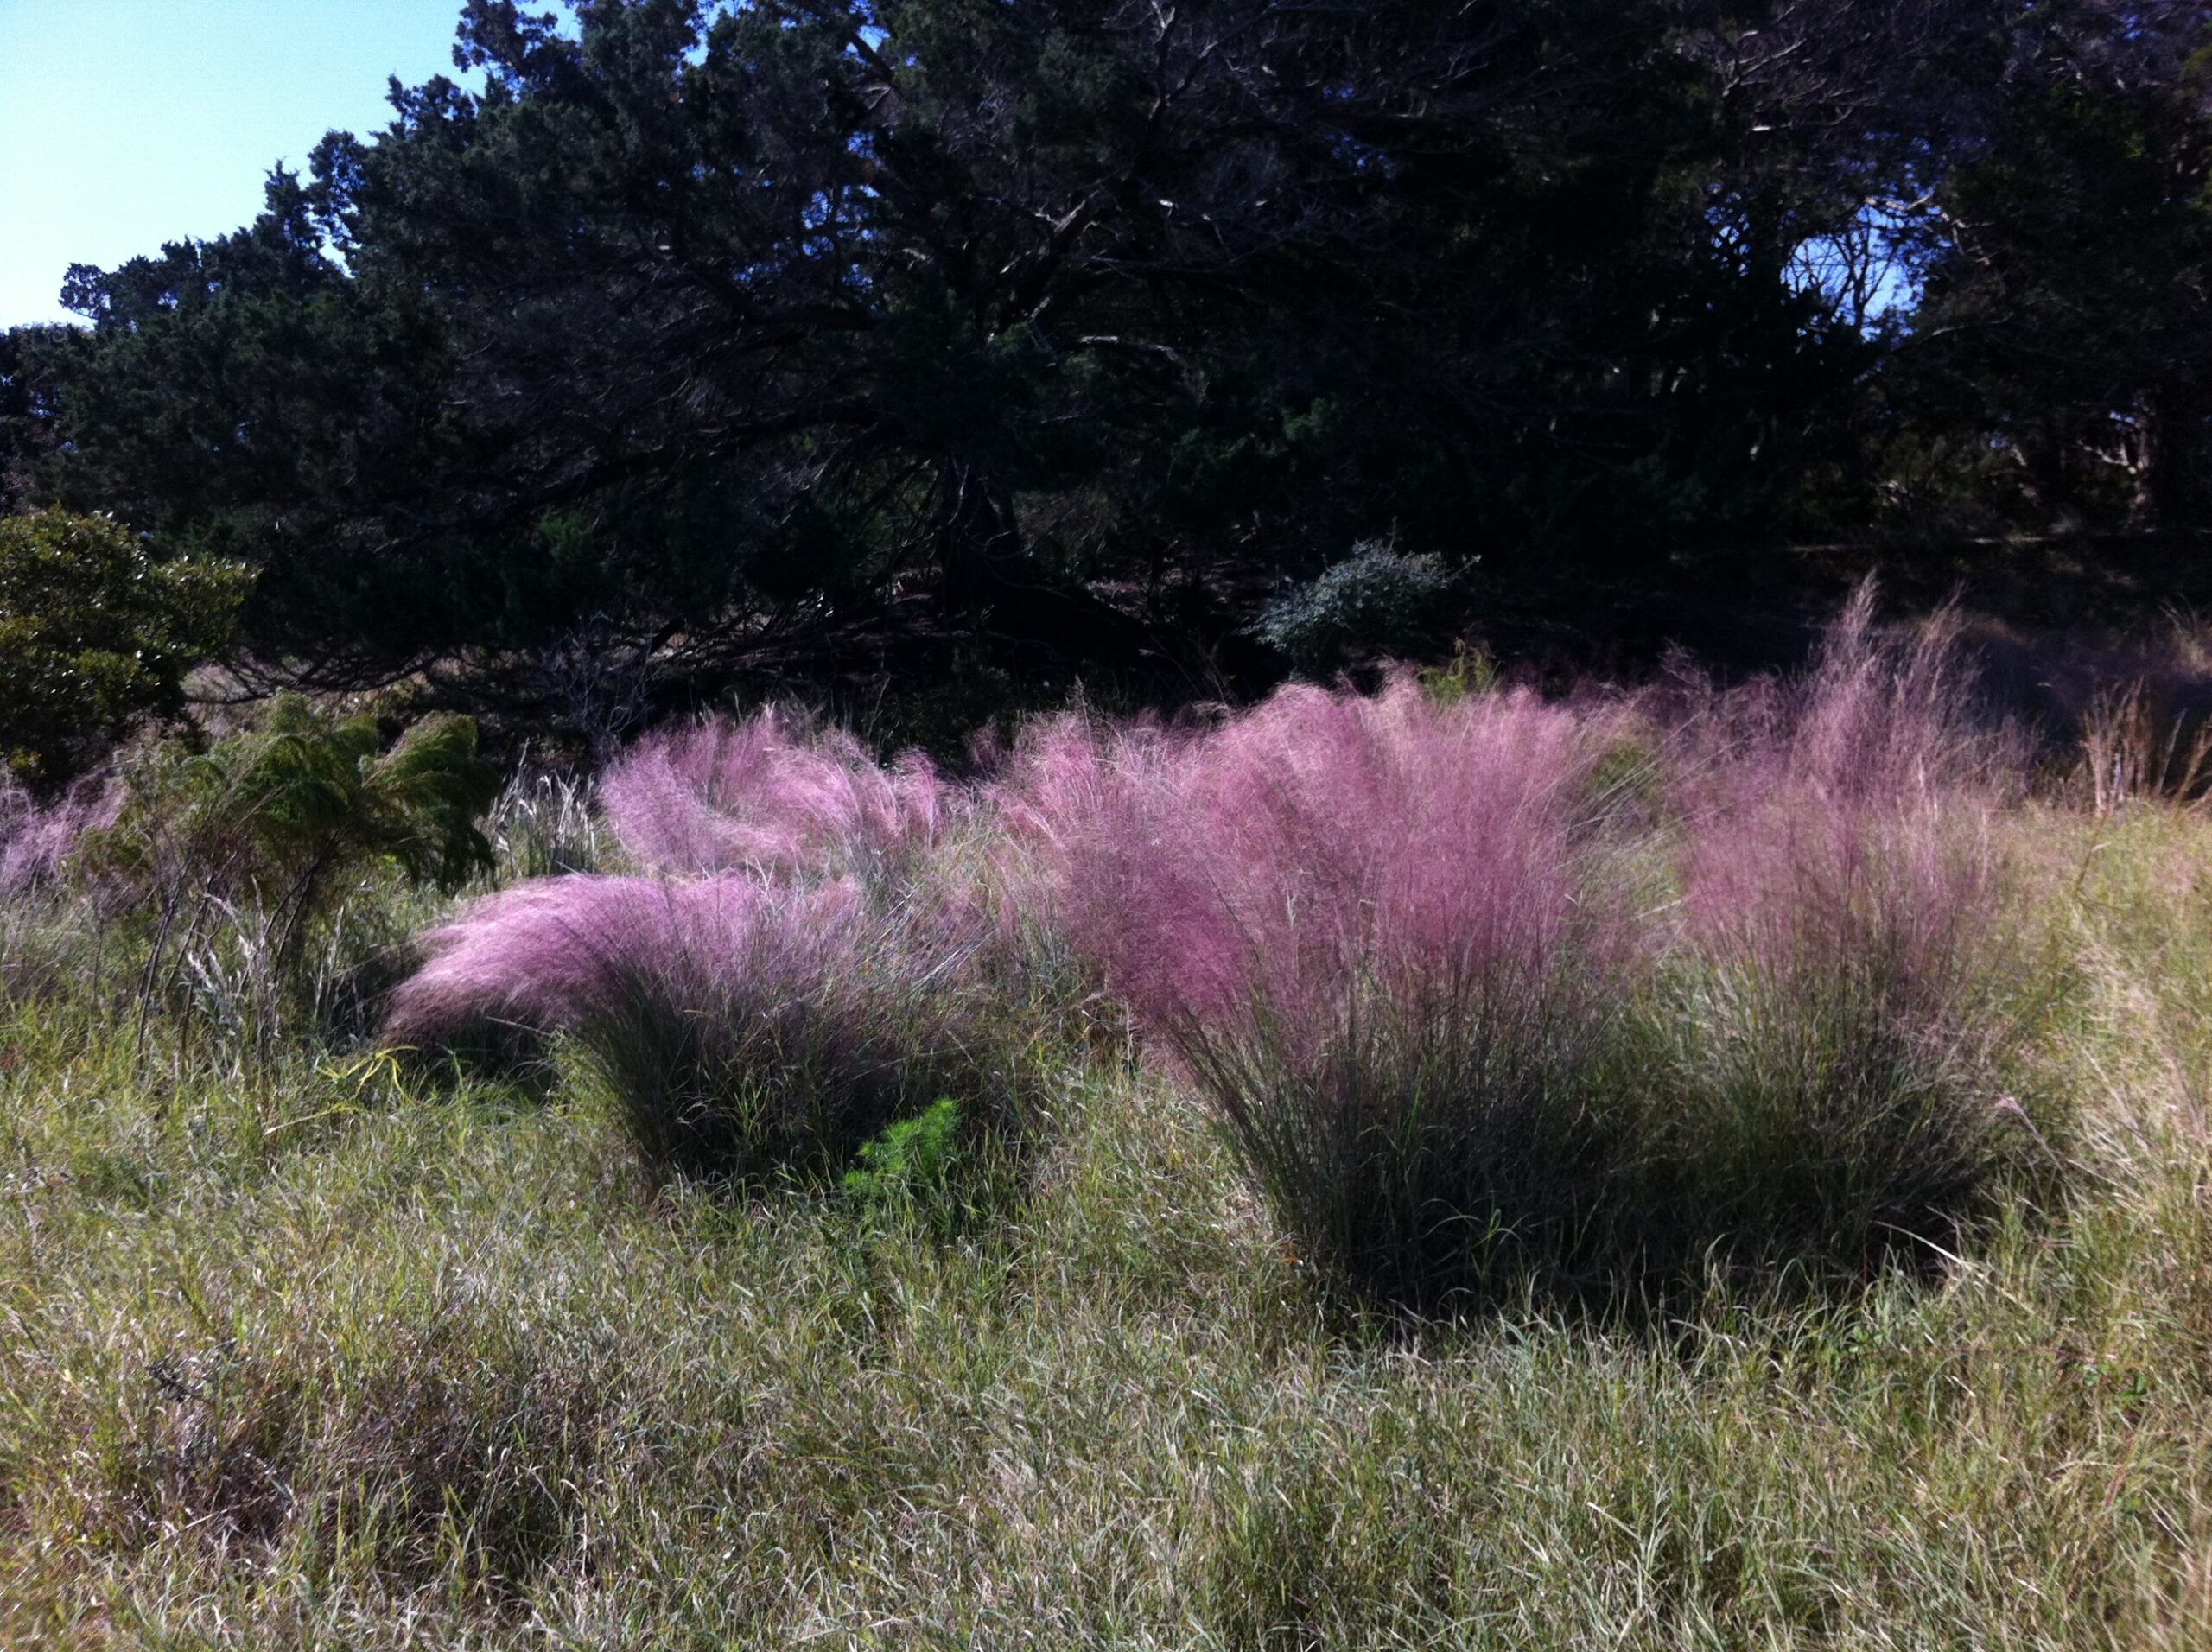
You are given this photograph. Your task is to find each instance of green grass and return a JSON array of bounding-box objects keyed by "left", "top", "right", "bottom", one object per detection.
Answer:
[{"left": 4, "top": 808, "right": 2212, "bottom": 1646}]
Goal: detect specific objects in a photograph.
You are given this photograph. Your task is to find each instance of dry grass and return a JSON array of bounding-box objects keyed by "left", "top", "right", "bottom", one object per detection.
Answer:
[
  {"left": 2082, "top": 679, "right": 2212, "bottom": 814},
  {"left": 1, "top": 802, "right": 2211, "bottom": 1646}
]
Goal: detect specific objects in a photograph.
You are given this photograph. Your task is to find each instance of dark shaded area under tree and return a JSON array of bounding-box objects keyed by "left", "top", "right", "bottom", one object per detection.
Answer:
[{"left": 6, "top": 0, "right": 2212, "bottom": 749}]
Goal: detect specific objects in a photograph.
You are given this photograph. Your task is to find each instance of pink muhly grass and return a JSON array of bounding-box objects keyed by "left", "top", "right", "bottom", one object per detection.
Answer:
[
  {"left": 1011, "top": 605, "right": 2044, "bottom": 1307},
  {"left": 0, "top": 774, "right": 120, "bottom": 895},
  {"left": 1007, "top": 678, "right": 1641, "bottom": 1306},
  {"left": 382, "top": 874, "right": 866, "bottom": 1047},
  {"left": 1655, "top": 581, "right": 2018, "bottom": 818},
  {"left": 1649, "top": 797, "right": 2028, "bottom": 1274},
  {"left": 599, "top": 709, "right": 956, "bottom": 881},
  {"left": 1647, "top": 596, "right": 2040, "bottom": 1277},
  {"left": 1011, "top": 679, "right": 1614, "bottom": 1038},
  {"left": 383, "top": 872, "right": 1025, "bottom": 1182},
  {"left": 1671, "top": 584, "right": 2019, "bottom": 1060}
]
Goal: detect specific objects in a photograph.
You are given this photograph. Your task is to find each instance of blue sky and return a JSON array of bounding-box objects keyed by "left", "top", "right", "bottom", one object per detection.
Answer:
[{"left": 0, "top": 0, "right": 478, "bottom": 327}]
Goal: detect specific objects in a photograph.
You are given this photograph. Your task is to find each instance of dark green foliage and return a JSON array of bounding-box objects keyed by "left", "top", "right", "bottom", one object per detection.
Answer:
[
  {"left": 1859, "top": 10, "right": 2212, "bottom": 532},
  {"left": 0, "top": 327, "right": 67, "bottom": 515},
  {"left": 9, "top": 0, "right": 2212, "bottom": 698},
  {"left": 10, "top": 0, "right": 1877, "bottom": 687},
  {"left": 0, "top": 509, "right": 250, "bottom": 785}
]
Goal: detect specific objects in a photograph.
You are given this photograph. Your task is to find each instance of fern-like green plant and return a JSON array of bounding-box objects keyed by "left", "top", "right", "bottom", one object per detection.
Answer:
[
  {"left": 842, "top": 1097, "right": 964, "bottom": 1223},
  {"left": 96, "top": 696, "right": 499, "bottom": 1007}
]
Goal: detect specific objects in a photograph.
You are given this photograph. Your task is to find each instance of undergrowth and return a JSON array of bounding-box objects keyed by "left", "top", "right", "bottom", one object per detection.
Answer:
[
  {"left": 4, "top": 607, "right": 2212, "bottom": 1644},
  {"left": 3, "top": 808, "right": 2211, "bottom": 1646}
]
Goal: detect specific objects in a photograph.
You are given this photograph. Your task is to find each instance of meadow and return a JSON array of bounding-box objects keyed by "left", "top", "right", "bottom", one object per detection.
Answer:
[{"left": 5, "top": 602, "right": 2212, "bottom": 1649}]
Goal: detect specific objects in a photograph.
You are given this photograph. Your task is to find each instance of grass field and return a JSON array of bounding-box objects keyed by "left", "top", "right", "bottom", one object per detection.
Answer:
[{"left": 7, "top": 681, "right": 2212, "bottom": 1646}]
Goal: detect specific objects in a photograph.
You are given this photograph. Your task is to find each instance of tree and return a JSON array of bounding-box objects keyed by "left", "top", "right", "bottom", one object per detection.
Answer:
[
  {"left": 0, "top": 509, "right": 252, "bottom": 785},
  {"left": 21, "top": 0, "right": 1883, "bottom": 690},
  {"left": 0, "top": 327, "right": 68, "bottom": 517},
  {"left": 1889, "top": 1, "right": 2212, "bottom": 530}
]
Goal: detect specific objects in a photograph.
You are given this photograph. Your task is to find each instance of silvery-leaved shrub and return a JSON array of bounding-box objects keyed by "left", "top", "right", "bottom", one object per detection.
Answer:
[{"left": 1251, "top": 542, "right": 1459, "bottom": 679}]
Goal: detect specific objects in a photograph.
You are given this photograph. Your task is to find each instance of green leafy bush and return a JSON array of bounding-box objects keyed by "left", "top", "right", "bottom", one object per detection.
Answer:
[{"left": 0, "top": 509, "right": 250, "bottom": 785}]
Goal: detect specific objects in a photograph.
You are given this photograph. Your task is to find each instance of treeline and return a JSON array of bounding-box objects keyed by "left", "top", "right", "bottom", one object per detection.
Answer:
[{"left": 4, "top": 0, "right": 2211, "bottom": 706}]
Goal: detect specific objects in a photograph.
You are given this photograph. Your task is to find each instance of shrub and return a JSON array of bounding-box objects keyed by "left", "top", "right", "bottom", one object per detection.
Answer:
[
  {"left": 1249, "top": 542, "right": 1459, "bottom": 679},
  {"left": 0, "top": 509, "right": 250, "bottom": 785},
  {"left": 385, "top": 875, "right": 1027, "bottom": 1184}
]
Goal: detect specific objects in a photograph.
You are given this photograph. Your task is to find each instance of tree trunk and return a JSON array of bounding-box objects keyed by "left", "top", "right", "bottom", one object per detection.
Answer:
[
  {"left": 930, "top": 451, "right": 1161, "bottom": 672},
  {"left": 2132, "top": 387, "right": 2187, "bottom": 527},
  {"left": 2015, "top": 423, "right": 2081, "bottom": 530},
  {"left": 934, "top": 454, "right": 1027, "bottom": 611}
]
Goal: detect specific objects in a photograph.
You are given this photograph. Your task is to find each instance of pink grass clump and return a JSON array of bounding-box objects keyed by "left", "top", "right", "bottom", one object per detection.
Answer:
[
  {"left": 382, "top": 874, "right": 868, "bottom": 1048},
  {"left": 599, "top": 709, "right": 957, "bottom": 880},
  {"left": 1657, "top": 583, "right": 2015, "bottom": 816},
  {"left": 1649, "top": 801, "right": 2023, "bottom": 1272},
  {"left": 0, "top": 774, "right": 118, "bottom": 895},
  {"left": 385, "top": 708, "right": 1029, "bottom": 1183},
  {"left": 1670, "top": 584, "right": 2011, "bottom": 997},
  {"left": 1005, "top": 678, "right": 1636, "bottom": 1305},
  {"left": 373, "top": 586, "right": 2042, "bottom": 1288},
  {"left": 1008, "top": 677, "right": 1617, "bottom": 1045},
  {"left": 1642, "top": 592, "right": 2032, "bottom": 1272},
  {"left": 1008, "top": 593, "right": 2039, "bottom": 1305},
  {"left": 383, "top": 868, "right": 1025, "bottom": 1182}
]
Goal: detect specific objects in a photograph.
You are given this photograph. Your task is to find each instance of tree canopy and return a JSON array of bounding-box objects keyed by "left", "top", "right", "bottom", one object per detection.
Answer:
[{"left": 8, "top": 0, "right": 2212, "bottom": 700}]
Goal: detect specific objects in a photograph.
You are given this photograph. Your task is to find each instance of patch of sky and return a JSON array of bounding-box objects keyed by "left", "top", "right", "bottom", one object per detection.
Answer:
[
  {"left": 1784, "top": 200, "right": 1926, "bottom": 336},
  {"left": 0, "top": 0, "right": 485, "bottom": 327}
]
